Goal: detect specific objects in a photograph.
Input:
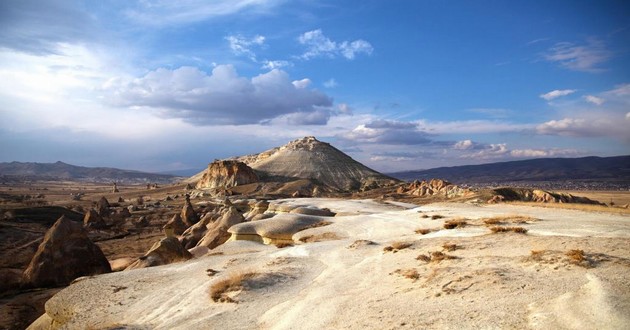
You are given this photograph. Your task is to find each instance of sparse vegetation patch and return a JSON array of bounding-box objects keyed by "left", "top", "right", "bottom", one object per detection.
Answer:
[
  {"left": 444, "top": 218, "right": 467, "bottom": 229},
  {"left": 393, "top": 268, "right": 420, "bottom": 280},
  {"left": 482, "top": 214, "right": 537, "bottom": 225},
  {"left": 415, "top": 228, "right": 431, "bottom": 235},
  {"left": 210, "top": 271, "right": 257, "bottom": 303},
  {"left": 416, "top": 251, "right": 456, "bottom": 263},
  {"left": 384, "top": 241, "right": 412, "bottom": 252},
  {"left": 566, "top": 249, "right": 592, "bottom": 268},
  {"left": 442, "top": 243, "right": 458, "bottom": 251},
  {"left": 489, "top": 226, "right": 528, "bottom": 234},
  {"left": 431, "top": 214, "right": 444, "bottom": 220}
]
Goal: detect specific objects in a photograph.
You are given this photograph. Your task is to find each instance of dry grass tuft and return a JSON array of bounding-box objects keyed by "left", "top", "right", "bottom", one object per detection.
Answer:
[
  {"left": 442, "top": 243, "right": 458, "bottom": 251},
  {"left": 529, "top": 250, "right": 545, "bottom": 261},
  {"left": 396, "top": 268, "right": 420, "bottom": 280},
  {"left": 482, "top": 214, "right": 537, "bottom": 225},
  {"left": 384, "top": 241, "right": 412, "bottom": 252},
  {"left": 566, "top": 249, "right": 592, "bottom": 268},
  {"left": 416, "top": 251, "right": 456, "bottom": 263},
  {"left": 347, "top": 240, "right": 376, "bottom": 249},
  {"left": 210, "top": 271, "right": 257, "bottom": 303},
  {"left": 298, "top": 232, "right": 342, "bottom": 243},
  {"left": 489, "top": 226, "right": 528, "bottom": 234},
  {"left": 421, "top": 214, "right": 430, "bottom": 219},
  {"left": 275, "top": 242, "right": 293, "bottom": 248},
  {"left": 444, "top": 218, "right": 467, "bottom": 229},
  {"left": 431, "top": 214, "right": 445, "bottom": 220},
  {"left": 415, "top": 228, "right": 431, "bottom": 235}
]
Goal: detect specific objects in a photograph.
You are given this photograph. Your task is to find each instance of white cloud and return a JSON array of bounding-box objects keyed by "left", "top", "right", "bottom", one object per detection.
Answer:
[
  {"left": 298, "top": 29, "right": 373, "bottom": 60},
  {"left": 461, "top": 143, "right": 509, "bottom": 159},
  {"left": 261, "top": 60, "right": 292, "bottom": 70},
  {"left": 225, "top": 34, "right": 265, "bottom": 61},
  {"left": 509, "top": 148, "right": 578, "bottom": 158},
  {"left": 337, "top": 103, "right": 353, "bottom": 115},
  {"left": 125, "top": 0, "right": 283, "bottom": 26},
  {"left": 453, "top": 140, "right": 474, "bottom": 150},
  {"left": 544, "top": 38, "right": 611, "bottom": 72},
  {"left": 626, "top": 112, "right": 630, "bottom": 120},
  {"left": 103, "top": 65, "right": 333, "bottom": 125},
  {"left": 583, "top": 95, "right": 605, "bottom": 105},
  {"left": 323, "top": 78, "right": 338, "bottom": 88},
  {"left": 340, "top": 120, "right": 433, "bottom": 145},
  {"left": 540, "top": 89, "right": 576, "bottom": 101}
]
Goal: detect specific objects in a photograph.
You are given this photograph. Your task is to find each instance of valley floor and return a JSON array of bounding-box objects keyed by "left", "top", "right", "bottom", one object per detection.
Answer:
[{"left": 29, "top": 199, "right": 630, "bottom": 330}]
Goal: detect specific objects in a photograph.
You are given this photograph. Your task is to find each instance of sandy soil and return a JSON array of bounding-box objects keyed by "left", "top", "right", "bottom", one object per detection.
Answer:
[{"left": 28, "top": 199, "right": 630, "bottom": 330}]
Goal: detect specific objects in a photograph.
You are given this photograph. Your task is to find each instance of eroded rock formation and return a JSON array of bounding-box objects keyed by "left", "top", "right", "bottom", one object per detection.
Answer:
[
  {"left": 195, "top": 160, "right": 259, "bottom": 189},
  {"left": 397, "top": 179, "right": 475, "bottom": 198},
  {"left": 126, "top": 237, "right": 192, "bottom": 270},
  {"left": 180, "top": 194, "right": 199, "bottom": 226},
  {"left": 196, "top": 206, "right": 245, "bottom": 249},
  {"left": 22, "top": 216, "right": 111, "bottom": 288},
  {"left": 490, "top": 188, "right": 603, "bottom": 204}
]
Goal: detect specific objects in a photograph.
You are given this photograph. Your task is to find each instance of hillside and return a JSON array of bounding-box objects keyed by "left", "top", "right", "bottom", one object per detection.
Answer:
[
  {"left": 0, "top": 161, "right": 179, "bottom": 184},
  {"left": 389, "top": 156, "right": 630, "bottom": 188},
  {"left": 193, "top": 136, "right": 398, "bottom": 192}
]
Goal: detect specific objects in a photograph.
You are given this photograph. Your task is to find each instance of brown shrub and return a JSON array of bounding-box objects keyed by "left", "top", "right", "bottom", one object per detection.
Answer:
[
  {"left": 482, "top": 214, "right": 537, "bottom": 225},
  {"left": 298, "top": 232, "right": 342, "bottom": 243},
  {"left": 416, "top": 251, "right": 456, "bottom": 263},
  {"left": 275, "top": 242, "right": 293, "bottom": 248},
  {"left": 489, "top": 226, "right": 528, "bottom": 234},
  {"left": 421, "top": 214, "right": 430, "bottom": 219},
  {"left": 347, "top": 240, "right": 376, "bottom": 249},
  {"left": 566, "top": 249, "right": 592, "bottom": 268},
  {"left": 210, "top": 271, "right": 257, "bottom": 303},
  {"left": 442, "top": 243, "right": 458, "bottom": 251},
  {"left": 397, "top": 268, "right": 420, "bottom": 280},
  {"left": 444, "top": 218, "right": 467, "bottom": 229},
  {"left": 384, "top": 241, "right": 412, "bottom": 252},
  {"left": 415, "top": 228, "right": 431, "bottom": 235},
  {"left": 431, "top": 214, "right": 444, "bottom": 220},
  {"left": 529, "top": 250, "right": 545, "bottom": 261}
]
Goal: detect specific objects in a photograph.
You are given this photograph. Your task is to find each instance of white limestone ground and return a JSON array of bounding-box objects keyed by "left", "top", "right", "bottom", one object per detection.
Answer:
[{"left": 29, "top": 199, "right": 630, "bottom": 330}]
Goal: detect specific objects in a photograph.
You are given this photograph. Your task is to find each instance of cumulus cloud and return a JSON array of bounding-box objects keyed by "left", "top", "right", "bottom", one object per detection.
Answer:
[
  {"left": 509, "top": 148, "right": 578, "bottom": 158},
  {"left": 336, "top": 103, "right": 353, "bottom": 115},
  {"left": 540, "top": 89, "right": 576, "bottom": 101},
  {"left": 225, "top": 34, "right": 265, "bottom": 61},
  {"left": 461, "top": 143, "right": 509, "bottom": 159},
  {"left": 544, "top": 39, "right": 611, "bottom": 72},
  {"left": 536, "top": 118, "right": 611, "bottom": 137},
  {"left": 453, "top": 140, "right": 486, "bottom": 150},
  {"left": 583, "top": 95, "right": 605, "bottom": 105},
  {"left": 103, "top": 65, "right": 333, "bottom": 125},
  {"left": 340, "top": 120, "right": 432, "bottom": 145},
  {"left": 298, "top": 29, "right": 373, "bottom": 60}
]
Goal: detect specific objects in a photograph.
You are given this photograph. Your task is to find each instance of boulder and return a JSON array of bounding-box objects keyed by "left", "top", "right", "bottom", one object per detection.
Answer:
[
  {"left": 126, "top": 237, "right": 192, "bottom": 270},
  {"left": 195, "top": 160, "right": 259, "bottom": 189},
  {"left": 22, "top": 216, "right": 111, "bottom": 288},
  {"left": 196, "top": 206, "right": 245, "bottom": 249}
]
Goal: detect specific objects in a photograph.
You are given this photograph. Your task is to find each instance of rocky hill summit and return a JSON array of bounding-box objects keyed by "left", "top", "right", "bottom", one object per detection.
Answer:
[{"left": 193, "top": 136, "right": 398, "bottom": 193}]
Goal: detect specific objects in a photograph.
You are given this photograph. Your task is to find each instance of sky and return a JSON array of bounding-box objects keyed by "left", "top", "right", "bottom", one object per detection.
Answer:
[{"left": 0, "top": 0, "right": 629, "bottom": 173}]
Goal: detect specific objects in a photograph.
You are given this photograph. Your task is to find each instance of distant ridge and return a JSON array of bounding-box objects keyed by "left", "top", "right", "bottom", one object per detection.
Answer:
[
  {"left": 388, "top": 155, "right": 630, "bottom": 188},
  {"left": 0, "top": 161, "right": 179, "bottom": 184}
]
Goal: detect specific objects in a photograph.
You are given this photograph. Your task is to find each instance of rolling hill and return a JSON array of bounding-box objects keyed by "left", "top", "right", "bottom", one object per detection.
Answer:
[
  {"left": 388, "top": 155, "right": 630, "bottom": 188},
  {"left": 0, "top": 161, "right": 180, "bottom": 183}
]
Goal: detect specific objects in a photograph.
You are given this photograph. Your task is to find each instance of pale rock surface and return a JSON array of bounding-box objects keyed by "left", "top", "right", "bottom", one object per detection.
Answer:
[{"left": 22, "top": 216, "right": 111, "bottom": 288}]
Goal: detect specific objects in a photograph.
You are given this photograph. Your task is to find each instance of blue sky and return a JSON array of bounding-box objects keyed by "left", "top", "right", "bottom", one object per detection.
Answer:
[{"left": 0, "top": 0, "right": 629, "bottom": 173}]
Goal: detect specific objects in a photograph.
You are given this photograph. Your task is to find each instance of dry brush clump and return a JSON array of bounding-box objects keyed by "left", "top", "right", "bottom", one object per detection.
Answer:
[
  {"left": 394, "top": 268, "right": 420, "bottom": 280},
  {"left": 210, "top": 271, "right": 257, "bottom": 303},
  {"left": 482, "top": 214, "right": 537, "bottom": 225},
  {"left": 415, "top": 228, "right": 431, "bottom": 235},
  {"left": 384, "top": 241, "right": 412, "bottom": 252},
  {"left": 444, "top": 218, "right": 468, "bottom": 229},
  {"left": 566, "top": 249, "right": 592, "bottom": 268},
  {"left": 442, "top": 243, "right": 458, "bottom": 251},
  {"left": 431, "top": 214, "right": 445, "bottom": 220},
  {"left": 298, "top": 232, "right": 342, "bottom": 243},
  {"left": 489, "top": 226, "right": 528, "bottom": 234},
  {"left": 416, "top": 251, "right": 456, "bottom": 263}
]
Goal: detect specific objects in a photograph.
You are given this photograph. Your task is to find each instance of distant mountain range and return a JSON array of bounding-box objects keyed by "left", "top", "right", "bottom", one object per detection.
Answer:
[
  {"left": 388, "top": 155, "right": 630, "bottom": 189},
  {"left": 0, "top": 161, "right": 180, "bottom": 184}
]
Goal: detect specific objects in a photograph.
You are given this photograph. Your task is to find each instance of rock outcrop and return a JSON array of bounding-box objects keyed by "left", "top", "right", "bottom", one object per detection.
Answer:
[
  {"left": 190, "top": 136, "right": 398, "bottom": 192},
  {"left": 163, "top": 214, "right": 187, "bottom": 236},
  {"left": 180, "top": 212, "right": 218, "bottom": 249},
  {"left": 196, "top": 206, "right": 245, "bottom": 249},
  {"left": 22, "top": 216, "right": 111, "bottom": 288},
  {"left": 195, "top": 160, "right": 259, "bottom": 189},
  {"left": 397, "top": 179, "right": 475, "bottom": 198},
  {"left": 180, "top": 194, "right": 199, "bottom": 226},
  {"left": 490, "top": 188, "right": 604, "bottom": 204},
  {"left": 126, "top": 237, "right": 192, "bottom": 270},
  {"left": 83, "top": 209, "right": 106, "bottom": 229},
  {"left": 96, "top": 196, "right": 110, "bottom": 217}
]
